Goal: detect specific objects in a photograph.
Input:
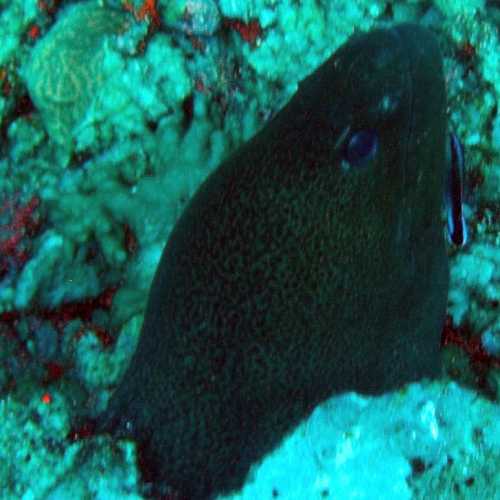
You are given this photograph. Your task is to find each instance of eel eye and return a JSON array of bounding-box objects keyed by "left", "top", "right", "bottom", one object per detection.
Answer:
[{"left": 344, "top": 130, "right": 378, "bottom": 168}]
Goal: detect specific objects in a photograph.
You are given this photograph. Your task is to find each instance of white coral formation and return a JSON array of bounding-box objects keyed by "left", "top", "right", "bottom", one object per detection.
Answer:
[
  {"left": 220, "top": 382, "right": 500, "bottom": 500},
  {"left": 449, "top": 242, "right": 500, "bottom": 357}
]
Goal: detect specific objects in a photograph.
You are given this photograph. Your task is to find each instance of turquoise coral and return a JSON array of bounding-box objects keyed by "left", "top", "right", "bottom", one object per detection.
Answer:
[{"left": 23, "top": 1, "right": 130, "bottom": 148}]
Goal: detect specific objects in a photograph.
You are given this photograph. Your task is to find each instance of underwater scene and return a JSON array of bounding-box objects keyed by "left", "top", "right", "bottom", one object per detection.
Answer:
[{"left": 0, "top": 0, "right": 499, "bottom": 499}]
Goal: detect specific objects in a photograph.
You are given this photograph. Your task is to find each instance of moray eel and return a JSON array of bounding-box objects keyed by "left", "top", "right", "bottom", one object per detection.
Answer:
[{"left": 100, "top": 24, "right": 451, "bottom": 499}]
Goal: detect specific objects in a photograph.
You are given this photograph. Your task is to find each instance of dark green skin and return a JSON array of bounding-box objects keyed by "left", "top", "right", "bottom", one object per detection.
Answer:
[{"left": 101, "top": 24, "right": 449, "bottom": 499}]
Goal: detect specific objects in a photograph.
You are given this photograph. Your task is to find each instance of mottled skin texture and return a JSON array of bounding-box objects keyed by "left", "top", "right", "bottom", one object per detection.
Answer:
[{"left": 101, "top": 24, "right": 449, "bottom": 499}]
